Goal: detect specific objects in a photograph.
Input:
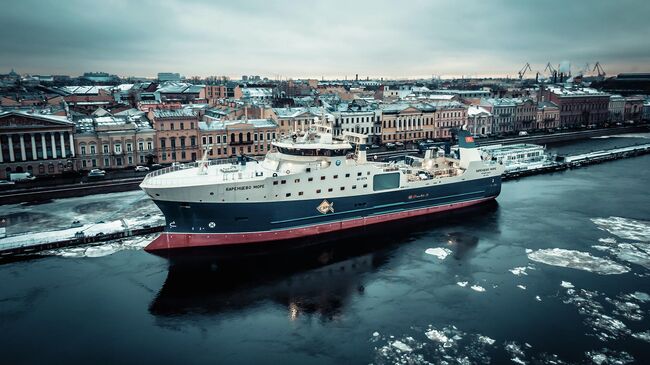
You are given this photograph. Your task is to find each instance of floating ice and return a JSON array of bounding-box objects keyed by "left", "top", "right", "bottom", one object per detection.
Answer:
[
  {"left": 509, "top": 267, "right": 528, "bottom": 276},
  {"left": 527, "top": 248, "right": 630, "bottom": 275},
  {"left": 562, "top": 288, "right": 632, "bottom": 342},
  {"left": 628, "top": 291, "right": 650, "bottom": 303},
  {"left": 425, "top": 247, "right": 452, "bottom": 260},
  {"left": 606, "top": 294, "right": 644, "bottom": 321},
  {"left": 598, "top": 237, "right": 617, "bottom": 244},
  {"left": 477, "top": 336, "right": 495, "bottom": 346},
  {"left": 632, "top": 331, "right": 650, "bottom": 342},
  {"left": 525, "top": 249, "right": 533, "bottom": 254},
  {"left": 585, "top": 348, "right": 634, "bottom": 365},
  {"left": 597, "top": 243, "right": 650, "bottom": 269},
  {"left": 517, "top": 285, "right": 527, "bottom": 290},
  {"left": 373, "top": 331, "right": 380, "bottom": 337},
  {"left": 391, "top": 340, "right": 413, "bottom": 352},
  {"left": 373, "top": 325, "right": 494, "bottom": 365},
  {"left": 470, "top": 285, "right": 486, "bottom": 292},
  {"left": 504, "top": 341, "right": 526, "bottom": 365},
  {"left": 425, "top": 329, "right": 449, "bottom": 343},
  {"left": 44, "top": 234, "right": 156, "bottom": 258},
  {"left": 457, "top": 281, "right": 468, "bottom": 287},
  {"left": 535, "top": 296, "right": 542, "bottom": 302},
  {"left": 561, "top": 281, "right": 575, "bottom": 288},
  {"left": 592, "top": 217, "right": 650, "bottom": 242}
]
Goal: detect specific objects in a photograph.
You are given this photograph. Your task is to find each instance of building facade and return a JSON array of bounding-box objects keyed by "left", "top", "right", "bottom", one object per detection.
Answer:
[
  {"left": 198, "top": 119, "right": 278, "bottom": 158},
  {"left": 74, "top": 115, "right": 155, "bottom": 170},
  {"left": 608, "top": 95, "right": 626, "bottom": 123},
  {"left": 467, "top": 105, "right": 492, "bottom": 136},
  {"left": 381, "top": 103, "right": 437, "bottom": 143},
  {"left": 152, "top": 109, "right": 200, "bottom": 163},
  {"left": 0, "top": 111, "right": 76, "bottom": 179},
  {"left": 624, "top": 96, "right": 644, "bottom": 122},
  {"left": 536, "top": 102, "right": 560, "bottom": 130},
  {"left": 545, "top": 87, "right": 610, "bottom": 128},
  {"left": 514, "top": 98, "right": 537, "bottom": 132}
]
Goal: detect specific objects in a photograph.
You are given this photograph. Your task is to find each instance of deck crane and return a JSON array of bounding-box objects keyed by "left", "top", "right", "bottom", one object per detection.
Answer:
[{"left": 518, "top": 63, "right": 533, "bottom": 80}]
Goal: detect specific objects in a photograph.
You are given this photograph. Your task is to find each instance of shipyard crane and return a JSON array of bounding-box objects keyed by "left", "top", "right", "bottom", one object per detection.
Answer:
[
  {"left": 592, "top": 62, "right": 606, "bottom": 78},
  {"left": 518, "top": 63, "right": 533, "bottom": 80}
]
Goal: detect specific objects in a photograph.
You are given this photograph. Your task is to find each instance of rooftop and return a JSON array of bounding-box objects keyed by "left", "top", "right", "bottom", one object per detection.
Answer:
[
  {"left": 153, "top": 109, "right": 197, "bottom": 119},
  {"left": 198, "top": 118, "right": 277, "bottom": 131}
]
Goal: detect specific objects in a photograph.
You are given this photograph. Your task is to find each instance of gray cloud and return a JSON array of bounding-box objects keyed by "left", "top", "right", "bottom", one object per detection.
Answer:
[{"left": 1, "top": 0, "right": 648, "bottom": 78}]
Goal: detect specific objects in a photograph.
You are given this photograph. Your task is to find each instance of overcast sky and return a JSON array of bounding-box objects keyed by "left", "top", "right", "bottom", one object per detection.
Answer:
[{"left": 1, "top": 0, "right": 649, "bottom": 79}]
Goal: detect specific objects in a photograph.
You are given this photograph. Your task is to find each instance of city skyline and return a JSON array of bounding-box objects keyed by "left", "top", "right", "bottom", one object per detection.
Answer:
[{"left": 1, "top": 0, "right": 649, "bottom": 79}]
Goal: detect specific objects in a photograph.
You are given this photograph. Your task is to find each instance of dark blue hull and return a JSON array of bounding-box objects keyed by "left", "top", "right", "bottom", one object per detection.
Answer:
[{"left": 153, "top": 176, "right": 501, "bottom": 234}]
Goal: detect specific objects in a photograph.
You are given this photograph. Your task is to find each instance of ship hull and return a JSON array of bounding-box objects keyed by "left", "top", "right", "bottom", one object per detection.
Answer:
[{"left": 145, "top": 176, "right": 501, "bottom": 252}]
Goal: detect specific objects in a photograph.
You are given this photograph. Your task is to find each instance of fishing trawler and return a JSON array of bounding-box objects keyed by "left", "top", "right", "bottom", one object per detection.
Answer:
[{"left": 140, "top": 120, "right": 503, "bottom": 252}]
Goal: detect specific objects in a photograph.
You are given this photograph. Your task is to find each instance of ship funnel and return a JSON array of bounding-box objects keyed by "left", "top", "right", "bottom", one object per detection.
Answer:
[{"left": 457, "top": 130, "right": 481, "bottom": 169}]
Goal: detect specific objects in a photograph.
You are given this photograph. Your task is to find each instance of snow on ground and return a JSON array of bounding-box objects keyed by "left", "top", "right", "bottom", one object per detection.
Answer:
[
  {"left": 0, "top": 213, "right": 163, "bottom": 250},
  {"left": 592, "top": 217, "right": 650, "bottom": 242},
  {"left": 527, "top": 248, "right": 630, "bottom": 275},
  {"left": 425, "top": 247, "right": 452, "bottom": 260}
]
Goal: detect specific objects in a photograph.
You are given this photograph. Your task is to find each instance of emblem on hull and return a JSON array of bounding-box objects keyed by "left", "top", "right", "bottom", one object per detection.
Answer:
[{"left": 317, "top": 200, "right": 334, "bottom": 214}]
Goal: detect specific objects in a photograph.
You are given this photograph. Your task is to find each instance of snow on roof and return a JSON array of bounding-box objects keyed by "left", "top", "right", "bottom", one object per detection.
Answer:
[
  {"left": 0, "top": 110, "right": 72, "bottom": 124},
  {"left": 153, "top": 109, "right": 197, "bottom": 119},
  {"left": 198, "top": 118, "right": 277, "bottom": 131},
  {"left": 546, "top": 86, "right": 609, "bottom": 97},
  {"left": 468, "top": 106, "right": 492, "bottom": 116}
]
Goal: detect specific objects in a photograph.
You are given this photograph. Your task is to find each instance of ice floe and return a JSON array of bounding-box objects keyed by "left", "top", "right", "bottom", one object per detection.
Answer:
[
  {"left": 470, "top": 285, "right": 486, "bottom": 292},
  {"left": 456, "top": 281, "right": 468, "bottom": 287},
  {"left": 509, "top": 267, "right": 528, "bottom": 276},
  {"left": 535, "top": 296, "right": 542, "bottom": 302},
  {"left": 598, "top": 237, "right": 617, "bottom": 244},
  {"left": 632, "top": 330, "right": 650, "bottom": 342},
  {"left": 585, "top": 348, "right": 634, "bottom": 365},
  {"left": 373, "top": 325, "right": 495, "bottom": 365},
  {"left": 517, "top": 285, "right": 527, "bottom": 290},
  {"left": 592, "top": 216, "right": 650, "bottom": 242},
  {"left": 425, "top": 247, "right": 452, "bottom": 260},
  {"left": 527, "top": 248, "right": 630, "bottom": 275},
  {"left": 592, "top": 242, "right": 650, "bottom": 270},
  {"left": 605, "top": 295, "right": 644, "bottom": 321},
  {"left": 560, "top": 281, "right": 574, "bottom": 288},
  {"left": 504, "top": 341, "right": 527, "bottom": 365},
  {"left": 43, "top": 234, "right": 156, "bottom": 258}
]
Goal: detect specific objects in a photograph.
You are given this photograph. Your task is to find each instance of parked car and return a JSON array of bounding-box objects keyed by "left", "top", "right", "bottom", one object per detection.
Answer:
[
  {"left": 9, "top": 172, "right": 35, "bottom": 182},
  {"left": 135, "top": 166, "right": 150, "bottom": 172},
  {"left": 369, "top": 144, "right": 380, "bottom": 149},
  {"left": 385, "top": 142, "right": 396, "bottom": 150},
  {"left": 0, "top": 180, "right": 15, "bottom": 185},
  {"left": 518, "top": 131, "right": 529, "bottom": 136},
  {"left": 150, "top": 163, "right": 163, "bottom": 170},
  {"left": 88, "top": 169, "right": 106, "bottom": 177},
  {"left": 395, "top": 141, "right": 404, "bottom": 148}
]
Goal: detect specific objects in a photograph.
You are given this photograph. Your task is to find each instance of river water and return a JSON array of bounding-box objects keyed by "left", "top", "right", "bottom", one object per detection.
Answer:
[{"left": 1, "top": 134, "right": 649, "bottom": 364}]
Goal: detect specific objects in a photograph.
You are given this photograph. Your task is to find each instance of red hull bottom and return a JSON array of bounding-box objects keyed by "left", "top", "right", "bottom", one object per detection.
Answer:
[{"left": 145, "top": 197, "right": 496, "bottom": 252}]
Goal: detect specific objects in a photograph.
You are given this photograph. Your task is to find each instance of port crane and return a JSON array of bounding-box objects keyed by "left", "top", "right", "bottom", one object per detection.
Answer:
[
  {"left": 518, "top": 63, "right": 533, "bottom": 80},
  {"left": 592, "top": 62, "right": 606, "bottom": 78}
]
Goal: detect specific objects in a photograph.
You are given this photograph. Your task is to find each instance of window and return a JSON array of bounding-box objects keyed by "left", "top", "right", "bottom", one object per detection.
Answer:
[
  {"left": 294, "top": 179, "right": 300, "bottom": 183},
  {"left": 103, "top": 145, "right": 109, "bottom": 154},
  {"left": 320, "top": 176, "right": 325, "bottom": 180},
  {"left": 170, "top": 123, "right": 175, "bottom": 130},
  {"left": 138, "top": 142, "right": 144, "bottom": 151},
  {"left": 191, "top": 136, "right": 196, "bottom": 146},
  {"left": 363, "top": 184, "right": 368, "bottom": 188},
  {"left": 352, "top": 185, "right": 357, "bottom": 189},
  {"left": 357, "top": 172, "right": 362, "bottom": 176},
  {"left": 316, "top": 189, "right": 321, "bottom": 193},
  {"left": 90, "top": 145, "right": 96, "bottom": 154},
  {"left": 281, "top": 180, "right": 286, "bottom": 184},
  {"left": 81, "top": 146, "right": 86, "bottom": 155},
  {"left": 298, "top": 192, "right": 303, "bottom": 196},
  {"left": 104, "top": 157, "right": 110, "bottom": 166},
  {"left": 333, "top": 175, "right": 338, "bottom": 179},
  {"left": 127, "top": 143, "right": 132, "bottom": 152},
  {"left": 180, "top": 122, "right": 184, "bottom": 130},
  {"left": 328, "top": 188, "right": 333, "bottom": 192},
  {"left": 286, "top": 193, "right": 291, "bottom": 197},
  {"left": 147, "top": 141, "right": 153, "bottom": 150},
  {"left": 345, "top": 173, "right": 350, "bottom": 178},
  {"left": 273, "top": 181, "right": 278, "bottom": 185},
  {"left": 308, "top": 177, "right": 313, "bottom": 182},
  {"left": 340, "top": 187, "right": 345, "bottom": 191}
]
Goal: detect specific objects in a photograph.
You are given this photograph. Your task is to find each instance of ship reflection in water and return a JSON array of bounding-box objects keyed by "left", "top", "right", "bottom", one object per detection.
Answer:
[{"left": 149, "top": 202, "right": 498, "bottom": 322}]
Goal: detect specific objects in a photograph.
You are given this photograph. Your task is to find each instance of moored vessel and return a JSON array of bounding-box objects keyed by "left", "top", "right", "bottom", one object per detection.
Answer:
[{"left": 140, "top": 120, "right": 503, "bottom": 252}]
